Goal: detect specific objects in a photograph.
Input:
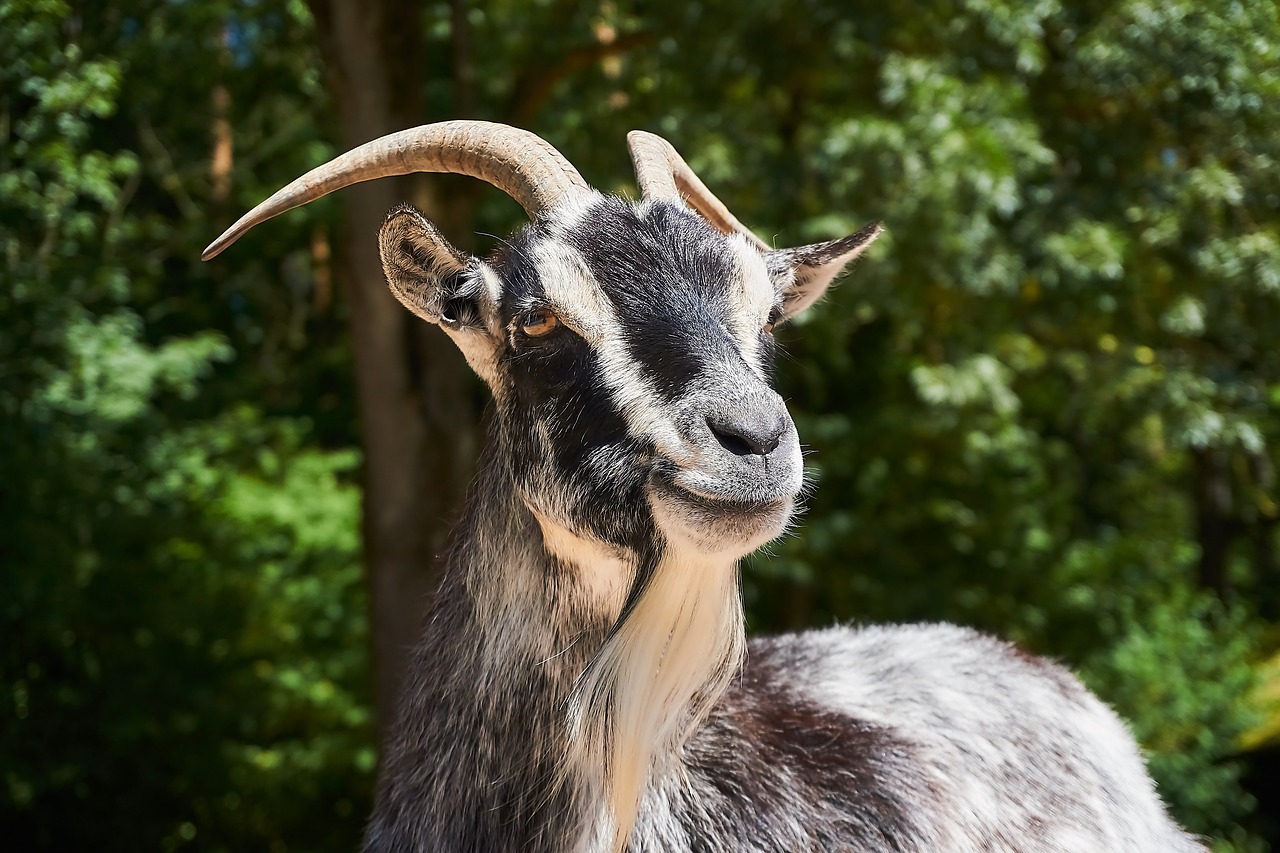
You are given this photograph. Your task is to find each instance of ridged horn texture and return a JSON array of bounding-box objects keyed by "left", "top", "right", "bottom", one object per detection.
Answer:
[
  {"left": 202, "top": 120, "right": 591, "bottom": 260},
  {"left": 627, "top": 130, "right": 770, "bottom": 251}
]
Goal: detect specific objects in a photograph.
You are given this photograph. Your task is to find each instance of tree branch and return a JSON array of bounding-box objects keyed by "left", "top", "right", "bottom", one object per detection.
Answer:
[{"left": 504, "top": 31, "right": 653, "bottom": 126}]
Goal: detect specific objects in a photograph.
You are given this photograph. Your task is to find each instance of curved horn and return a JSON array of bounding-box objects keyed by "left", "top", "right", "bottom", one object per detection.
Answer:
[
  {"left": 627, "top": 130, "right": 769, "bottom": 251},
  {"left": 203, "top": 120, "right": 591, "bottom": 260}
]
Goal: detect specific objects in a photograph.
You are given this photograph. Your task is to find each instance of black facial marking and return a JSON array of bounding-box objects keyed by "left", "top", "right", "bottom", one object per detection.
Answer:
[
  {"left": 486, "top": 224, "right": 658, "bottom": 553},
  {"left": 488, "top": 226, "right": 546, "bottom": 329},
  {"left": 566, "top": 198, "right": 759, "bottom": 401}
]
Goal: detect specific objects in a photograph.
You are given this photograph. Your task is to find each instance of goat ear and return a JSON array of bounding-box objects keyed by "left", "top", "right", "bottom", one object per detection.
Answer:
[
  {"left": 766, "top": 222, "right": 883, "bottom": 321},
  {"left": 380, "top": 204, "right": 506, "bottom": 384},
  {"left": 379, "top": 204, "right": 494, "bottom": 330}
]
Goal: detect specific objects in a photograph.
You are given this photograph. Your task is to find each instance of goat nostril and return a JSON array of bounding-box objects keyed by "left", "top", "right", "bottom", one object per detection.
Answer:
[
  {"left": 709, "top": 422, "right": 756, "bottom": 456},
  {"left": 707, "top": 413, "right": 787, "bottom": 457}
]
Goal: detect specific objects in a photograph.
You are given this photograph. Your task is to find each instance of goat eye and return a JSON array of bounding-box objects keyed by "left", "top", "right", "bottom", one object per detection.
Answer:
[{"left": 520, "top": 307, "right": 560, "bottom": 337}]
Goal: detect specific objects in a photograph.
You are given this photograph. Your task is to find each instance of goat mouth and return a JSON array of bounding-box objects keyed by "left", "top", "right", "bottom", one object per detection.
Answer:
[
  {"left": 647, "top": 470, "right": 795, "bottom": 555},
  {"left": 649, "top": 471, "right": 793, "bottom": 518}
]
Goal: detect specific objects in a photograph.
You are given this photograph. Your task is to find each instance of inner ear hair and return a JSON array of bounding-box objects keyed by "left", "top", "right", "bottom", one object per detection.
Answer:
[{"left": 379, "top": 204, "right": 476, "bottom": 326}]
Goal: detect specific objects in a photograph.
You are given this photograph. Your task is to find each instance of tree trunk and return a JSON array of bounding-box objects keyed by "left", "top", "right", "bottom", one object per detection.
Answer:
[
  {"left": 309, "top": 0, "right": 480, "bottom": 738},
  {"left": 1191, "top": 448, "right": 1236, "bottom": 601}
]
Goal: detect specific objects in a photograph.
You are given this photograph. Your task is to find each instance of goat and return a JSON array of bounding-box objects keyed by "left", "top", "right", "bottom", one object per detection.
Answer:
[{"left": 205, "top": 121, "right": 1204, "bottom": 852}]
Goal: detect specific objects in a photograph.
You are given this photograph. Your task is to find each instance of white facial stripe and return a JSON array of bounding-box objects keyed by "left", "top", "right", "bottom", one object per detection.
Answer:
[
  {"left": 723, "top": 233, "right": 776, "bottom": 380},
  {"left": 529, "top": 239, "right": 614, "bottom": 344},
  {"left": 544, "top": 190, "right": 606, "bottom": 241},
  {"left": 475, "top": 263, "right": 506, "bottom": 338},
  {"left": 529, "top": 235, "right": 695, "bottom": 465}
]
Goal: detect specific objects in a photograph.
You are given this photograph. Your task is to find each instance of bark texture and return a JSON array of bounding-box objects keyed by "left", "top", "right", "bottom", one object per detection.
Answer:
[{"left": 309, "top": 0, "right": 480, "bottom": 734}]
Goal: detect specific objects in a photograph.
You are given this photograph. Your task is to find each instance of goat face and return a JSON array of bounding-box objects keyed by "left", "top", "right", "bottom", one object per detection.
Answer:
[
  {"left": 380, "top": 193, "right": 880, "bottom": 563},
  {"left": 203, "top": 121, "right": 879, "bottom": 567}
]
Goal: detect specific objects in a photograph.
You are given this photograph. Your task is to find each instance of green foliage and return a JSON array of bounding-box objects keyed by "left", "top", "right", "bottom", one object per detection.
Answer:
[
  {"left": 2, "top": 1, "right": 368, "bottom": 850},
  {"left": 3, "top": 0, "right": 1277, "bottom": 849},
  {"left": 1082, "top": 592, "right": 1260, "bottom": 849}
]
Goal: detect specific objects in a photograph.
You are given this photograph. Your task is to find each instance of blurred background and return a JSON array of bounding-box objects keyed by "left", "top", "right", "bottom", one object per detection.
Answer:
[{"left": 3, "top": 0, "right": 1278, "bottom": 849}]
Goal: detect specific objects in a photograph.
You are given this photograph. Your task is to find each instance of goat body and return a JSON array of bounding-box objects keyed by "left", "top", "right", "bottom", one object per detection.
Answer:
[
  {"left": 205, "top": 122, "right": 1205, "bottom": 852},
  {"left": 367, "top": 444, "right": 1200, "bottom": 852}
]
